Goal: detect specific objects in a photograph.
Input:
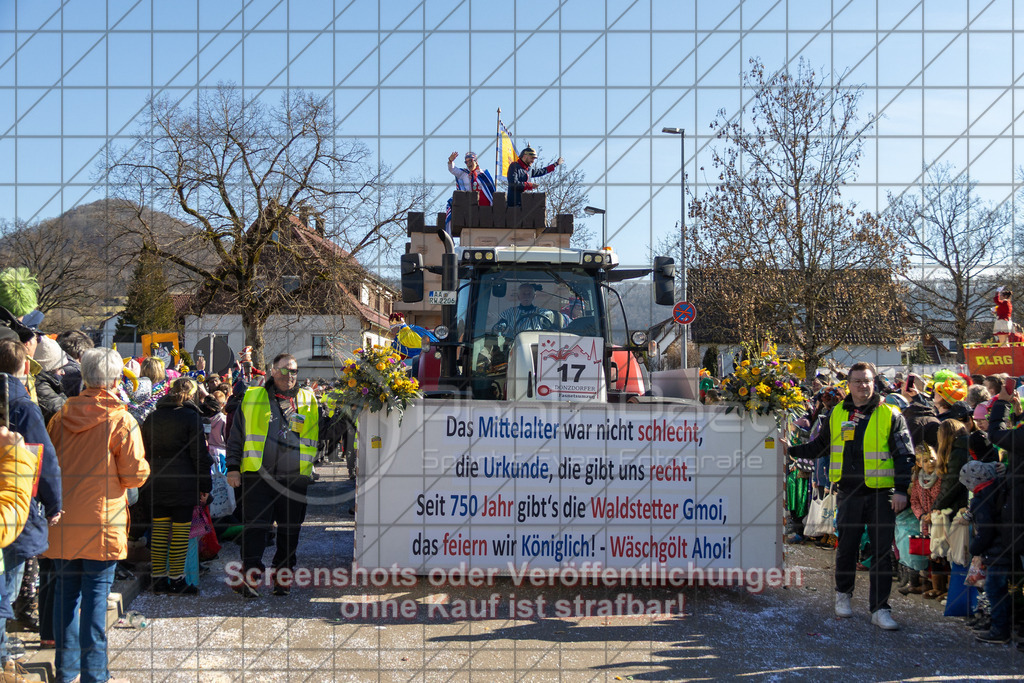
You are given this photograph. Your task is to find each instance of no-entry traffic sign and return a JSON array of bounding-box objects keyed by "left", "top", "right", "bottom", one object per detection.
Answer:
[{"left": 673, "top": 301, "right": 696, "bottom": 325}]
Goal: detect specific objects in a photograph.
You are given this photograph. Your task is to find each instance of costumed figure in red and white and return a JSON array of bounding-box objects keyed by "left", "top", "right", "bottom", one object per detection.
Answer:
[{"left": 993, "top": 286, "right": 1013, "bottom": 345}]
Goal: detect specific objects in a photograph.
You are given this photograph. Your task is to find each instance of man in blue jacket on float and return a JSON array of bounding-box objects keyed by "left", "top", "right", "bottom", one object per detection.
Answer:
[{"left": 506, "top": 146, "right": 563, "bottom": 207}]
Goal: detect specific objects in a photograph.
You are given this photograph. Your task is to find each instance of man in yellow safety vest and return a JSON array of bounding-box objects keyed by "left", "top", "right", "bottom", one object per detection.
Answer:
[
  {"left": 785, "top": 361, "right": 915, "bottom": 631},
  {"left": 226, "top": 352, "right": 319, "bottom": 598}
]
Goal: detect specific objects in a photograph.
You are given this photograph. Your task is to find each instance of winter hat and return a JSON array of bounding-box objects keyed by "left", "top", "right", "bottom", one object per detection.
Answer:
[
  {"left": 124, "top": 357, "right": 141, "bottom": 377},
  {"left": 0, "top": 268, "right": 39, "bottom": 317},
  {"left": 33, "top": 336, "right": 68, "bottom": 372},
  {"left": 935, "top": 377, "right": 968, "bottom": 405},
  {"left": 884, "top": 393, "right": 908, "bottom": 410},
  {"left": 973, "top": 399, "right": 992, "bottom": 421},
  {"left": 959, "top": 460, "right": 998, "bottom": 491},
  {"left": 464, "top": 152, "right": 477, "bottom": 161}
]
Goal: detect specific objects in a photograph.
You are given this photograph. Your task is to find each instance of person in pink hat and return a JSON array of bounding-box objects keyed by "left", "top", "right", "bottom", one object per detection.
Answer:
[{"left": 968, "top": 400, "right": 999, "bottom": 463}]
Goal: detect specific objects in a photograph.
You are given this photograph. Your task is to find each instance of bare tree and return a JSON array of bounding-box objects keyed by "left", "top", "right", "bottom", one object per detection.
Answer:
[
  {"left": 498, "top": 147, "right": 594, "bottom": 248},
  {"left": 0, "top": 217, "right": 98, "bottom": 315},
  {"left": 887, "top": 164, "right": 1011, "bottom": 359},
  {"left": 105, "top": 85, "right": 428, "bottom": 365},
  {"left": 690, "top": 58, "right": 908, "bottom": 379},
  {"left": 532, "top": 166, "right": 594, "bottom": 248}
]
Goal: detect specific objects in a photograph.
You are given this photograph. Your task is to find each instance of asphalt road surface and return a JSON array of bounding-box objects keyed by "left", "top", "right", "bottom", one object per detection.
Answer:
[{"left": 99, "top": 465, "right": 1022, "bottom": 682}]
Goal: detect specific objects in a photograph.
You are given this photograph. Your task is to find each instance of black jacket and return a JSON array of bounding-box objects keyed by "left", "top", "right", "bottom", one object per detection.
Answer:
[
  {"left": 59, "top": 359, "right": 82, "bottom": 397},
  {"left": 902, "top": 395, "right": 939, "bottom": 449},
  {"left": 225, "top": 379, "right": 313, "bottom": 480},
  {"left": 933, "top": 434, "right": 970, "bottom": 514},
  {"left": 938, "top": 400, "right": 972, "bottom": 423},
  {"left": 35, "top": 370, "right": 67, "bottom": 424},
  {"left": 506, "top": 159, "right": 556, "bottom": 207},
  {"left": 141, "top": 397, "right": 213, "bottom": 509},
  {"left": 968, "top": 429, "right": 999, "bottom": 463},
  {"left": 968, "top": 479, "right": 1010, "bottom": 567},
  {"left": 985, "top": 399, "right": 1024, "bottom": 555},
  {"left": 788, "top": 393, "right": 916, "bottom": 496}
]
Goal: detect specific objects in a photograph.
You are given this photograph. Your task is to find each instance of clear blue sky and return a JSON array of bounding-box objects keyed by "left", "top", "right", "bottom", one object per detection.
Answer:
[{"left": 1, "top": 0, "right": 1019, "bottom": 267}]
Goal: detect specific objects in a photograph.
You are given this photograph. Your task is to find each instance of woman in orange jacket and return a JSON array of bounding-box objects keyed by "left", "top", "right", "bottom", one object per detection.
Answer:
[{"left": 45, "top": 347, "right": 150, "bottom": 683}]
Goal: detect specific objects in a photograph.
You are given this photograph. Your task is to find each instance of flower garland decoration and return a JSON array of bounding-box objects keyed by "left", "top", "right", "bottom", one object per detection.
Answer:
[
  {"left": 333, "top": 345, "right": 422, "bottom": 422},
  {"left": 719, "top": 343, "right": 806, "bottom": 420}
]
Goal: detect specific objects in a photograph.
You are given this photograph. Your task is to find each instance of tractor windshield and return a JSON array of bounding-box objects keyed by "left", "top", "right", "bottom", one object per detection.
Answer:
[{"left": 459, "top": 268, "right": 602, "bottom": 393}]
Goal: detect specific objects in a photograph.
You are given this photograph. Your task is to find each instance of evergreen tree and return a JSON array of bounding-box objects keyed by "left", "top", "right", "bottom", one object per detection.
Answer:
[
  {"left": 701, "top": 345, "right": 719, "bottom": 377},
  {"left": 118, "top": 249, "right": 177, "bottom": 336}
]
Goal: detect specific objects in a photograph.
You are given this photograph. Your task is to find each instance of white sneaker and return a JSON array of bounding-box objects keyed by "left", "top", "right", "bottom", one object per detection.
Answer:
[
  {"left": 835, "top": 592, "right": 853, "bottom": 618},
  {"left": 870, "top": 608, "right": 899, "bottom": 631}
]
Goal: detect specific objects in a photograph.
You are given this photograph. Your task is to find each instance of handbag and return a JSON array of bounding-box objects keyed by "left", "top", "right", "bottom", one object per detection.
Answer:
[
  {"left": 802, "top": 491, "right": 836, "bottom": 538},
  {"left": 946, "top": 509, "right": 972, "bottom": 568},
  {"left": 208, "top": 450, "right": 236, "bottom": 519},
  {"left": 208, "top": 471, "right": 236, "bottom": 519},
  {"left": 929, "top": 509, "right": 951, "bottom": 559},
  {"left": 909, "top": 534, "right": 930, "bottom": 556}
]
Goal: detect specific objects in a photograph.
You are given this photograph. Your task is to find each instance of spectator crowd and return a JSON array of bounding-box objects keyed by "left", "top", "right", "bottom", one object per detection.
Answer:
[
  {"left": 781, "top": 364, "right": 1023, "bottom": 648},
  {"left": 1, "top": 258, "right": 1022, "bottom": 682},
  {"left": 0, "top": 268, "right": 357, "bottom": 683}
]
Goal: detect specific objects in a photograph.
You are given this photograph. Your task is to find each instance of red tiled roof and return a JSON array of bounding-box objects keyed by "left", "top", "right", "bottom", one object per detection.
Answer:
[
  {"left": 170, "top": 293, "right": 194, "bottom": 319},
  {"left": 284, "top": 215, "right": 393, "bottom": 329}
]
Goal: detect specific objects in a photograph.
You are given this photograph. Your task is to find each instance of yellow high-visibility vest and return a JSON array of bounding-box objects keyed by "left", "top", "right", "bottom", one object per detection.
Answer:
[
  {"left": 322, "top": 391, "right": 337, "bottom": 418},
  {"left": 828, "top": 402, "right": 897, "bottom": 488},
  {"left": 240, "top": 386, "right": 319, "bottom": 477}
]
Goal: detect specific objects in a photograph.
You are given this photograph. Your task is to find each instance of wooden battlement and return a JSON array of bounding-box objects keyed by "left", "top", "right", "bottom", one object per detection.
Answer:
[{"left": 395, "top": 192, "right": 576, "bottom": 328}]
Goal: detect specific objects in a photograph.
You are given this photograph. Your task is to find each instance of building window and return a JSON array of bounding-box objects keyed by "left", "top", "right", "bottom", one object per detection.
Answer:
[
  {"left": 311, "top": 335, "right": 330, "bottom": 360},
  {"left": 282, "top": 275, "right": 301, "bottom": 293},
  {"left": 361, "top": 284, "right": 369, "bottom": 304}
]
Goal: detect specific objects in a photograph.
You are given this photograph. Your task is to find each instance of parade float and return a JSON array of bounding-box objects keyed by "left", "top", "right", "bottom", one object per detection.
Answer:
[{"left": 353, "top": 193, "right": 789, "bottom": 579}]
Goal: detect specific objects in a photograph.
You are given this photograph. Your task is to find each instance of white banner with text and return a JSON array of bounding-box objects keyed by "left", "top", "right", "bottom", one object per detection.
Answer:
[{"left": 355, "top": 401, "right": 782, "bottom": 574}]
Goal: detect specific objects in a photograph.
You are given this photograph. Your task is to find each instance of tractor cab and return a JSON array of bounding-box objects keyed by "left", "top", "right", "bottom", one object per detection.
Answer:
[{"left": 401, "top": 240, "right": 675, "bottom": 402}]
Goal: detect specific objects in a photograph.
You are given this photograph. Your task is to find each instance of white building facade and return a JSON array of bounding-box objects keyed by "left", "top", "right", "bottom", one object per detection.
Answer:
[{"left": 183, "top": 313, "right": 390, "bottom": 380}]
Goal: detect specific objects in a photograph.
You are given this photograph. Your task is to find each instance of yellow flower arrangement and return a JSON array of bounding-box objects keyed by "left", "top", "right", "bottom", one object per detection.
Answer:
[
  {"left": 719, "top": 342, "right": 805, "bottom": 421},
  {"left": 330, "top": 345, "right": 422, "bottom": 423}
]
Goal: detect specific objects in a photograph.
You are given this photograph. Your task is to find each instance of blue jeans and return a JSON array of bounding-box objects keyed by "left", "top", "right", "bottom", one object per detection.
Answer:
[
  {"left": 54, "top": 559, "right": 117, "bottom": 683},
  {"left": 986, "top": 564, "right": 1011, "bottom": 638},
  {"left": 0, "top": 560, "right": 26, "bottom": 664}
]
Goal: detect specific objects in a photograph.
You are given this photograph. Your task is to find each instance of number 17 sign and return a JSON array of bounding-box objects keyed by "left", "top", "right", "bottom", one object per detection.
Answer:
[{"left": 535, "top": 334, "right": 605, "bottom": 401}]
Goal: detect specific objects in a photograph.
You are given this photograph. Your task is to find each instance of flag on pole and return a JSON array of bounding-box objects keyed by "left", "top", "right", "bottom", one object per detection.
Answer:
[
  {"left": 477, "top": 169, "right": 495, "bottom": 204},
  {"left": 498, "top": 121, "right": 517, "bottom": 179},
  {"left": 444, "top": 197, "right": 453, "bottom": 234}
]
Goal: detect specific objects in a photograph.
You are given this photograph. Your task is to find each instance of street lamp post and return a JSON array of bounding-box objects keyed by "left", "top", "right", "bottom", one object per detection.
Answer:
[
  {"left": 583, "top": 206, "right": 606, "bottom": 247},
  {"left": 208, "top": 332, "right": 216, "bottom": 375},
  {"left": 662, "top": 127, "right": 686, "bottom": 369}
]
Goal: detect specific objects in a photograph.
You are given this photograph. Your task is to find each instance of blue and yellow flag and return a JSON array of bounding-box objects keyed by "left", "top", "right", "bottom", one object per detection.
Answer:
[{"left": 497, "top": 121, "right": 517, "bottom": 179}]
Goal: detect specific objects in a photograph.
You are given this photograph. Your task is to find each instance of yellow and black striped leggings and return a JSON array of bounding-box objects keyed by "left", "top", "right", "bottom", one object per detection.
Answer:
[{"left": 151, "top": 506, "right": 193, "bottom": 580}]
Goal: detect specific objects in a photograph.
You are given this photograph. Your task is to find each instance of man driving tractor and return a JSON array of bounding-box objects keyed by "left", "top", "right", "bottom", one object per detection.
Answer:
[{"left": 494, "top": 283, "right": 562, "bottom": 336}]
